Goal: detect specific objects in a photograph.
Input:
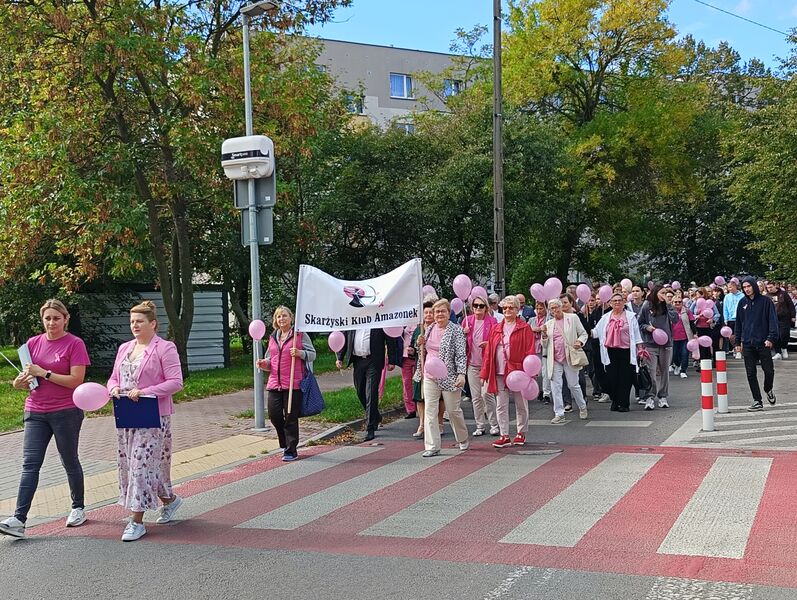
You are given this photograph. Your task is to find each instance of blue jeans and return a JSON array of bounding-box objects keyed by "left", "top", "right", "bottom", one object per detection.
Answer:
[
  {"left": 15, "top": 407, "right": 84, "bottom": 523},
  {"left": 673, "top": 340, "right": 689, "bottom": 372}
]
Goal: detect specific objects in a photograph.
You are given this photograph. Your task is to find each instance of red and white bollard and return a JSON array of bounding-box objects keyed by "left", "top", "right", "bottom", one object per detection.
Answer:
[
  {"left": 701, "top": 358, "right": 715, "bottom": 431},
  {"left": 715, "top": 351, "right": 728, "bottom": 414}
]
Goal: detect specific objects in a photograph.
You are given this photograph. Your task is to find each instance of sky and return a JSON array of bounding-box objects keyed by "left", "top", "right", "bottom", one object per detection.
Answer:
[{"left": 305, "top": 0, "right": 796, "bottom": 71}]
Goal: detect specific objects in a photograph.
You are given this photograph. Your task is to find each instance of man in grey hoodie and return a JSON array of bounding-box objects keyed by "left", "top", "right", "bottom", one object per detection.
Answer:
[{"left": 734, "top": 276, "right": 779, "bottom": 412}]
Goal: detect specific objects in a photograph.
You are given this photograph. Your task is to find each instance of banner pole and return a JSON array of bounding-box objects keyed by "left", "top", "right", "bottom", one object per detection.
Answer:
[{"left": 287, "top": 328, "right": 298, "bottom": 415}]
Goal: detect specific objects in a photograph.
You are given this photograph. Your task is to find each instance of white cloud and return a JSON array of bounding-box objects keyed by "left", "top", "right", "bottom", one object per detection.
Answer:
[{"left": 734, "top": 0, "right": 752, "bottom": 15}]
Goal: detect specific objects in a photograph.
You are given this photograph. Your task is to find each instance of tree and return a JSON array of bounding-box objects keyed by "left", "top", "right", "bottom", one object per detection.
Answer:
[
  {"left": 729, "top": 37, "right": 797, "bottom": 280},
  {"left": 0, "top": 0, "right": 350, "bottom": 371}
]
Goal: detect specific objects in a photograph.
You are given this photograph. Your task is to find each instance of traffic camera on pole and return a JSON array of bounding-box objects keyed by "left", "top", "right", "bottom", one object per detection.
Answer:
[{"left": 221, "top": 135, "right": 274, "bottom": 180}]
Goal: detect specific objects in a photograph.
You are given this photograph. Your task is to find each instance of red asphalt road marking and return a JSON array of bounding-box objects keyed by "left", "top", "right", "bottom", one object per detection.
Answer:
[{"left": 29, "top": 442, "right": 797, "bottom": 589}]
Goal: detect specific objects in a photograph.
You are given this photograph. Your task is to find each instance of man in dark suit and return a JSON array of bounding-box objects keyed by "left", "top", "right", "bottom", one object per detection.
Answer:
[{"left": 336, "top": 328, "right": 402, "bottom": 440}]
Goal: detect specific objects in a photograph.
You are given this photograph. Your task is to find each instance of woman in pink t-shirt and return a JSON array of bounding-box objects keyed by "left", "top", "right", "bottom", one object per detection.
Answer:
[{"left": 0, "top": 299, "right": 90, "bottom": 540}]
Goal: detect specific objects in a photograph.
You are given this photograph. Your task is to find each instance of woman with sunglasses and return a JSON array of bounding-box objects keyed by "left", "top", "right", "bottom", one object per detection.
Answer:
[
  {"left": 593, "top": 293, "right": 644, "bottom": 412},
  {"left": 462, "top": 294, "right": 499, "bottom": 436}
]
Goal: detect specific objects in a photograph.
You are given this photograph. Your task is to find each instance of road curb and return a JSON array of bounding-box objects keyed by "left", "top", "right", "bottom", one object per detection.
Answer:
[{"left": 300, "top": 407, "right": 405, "bottom": 447}]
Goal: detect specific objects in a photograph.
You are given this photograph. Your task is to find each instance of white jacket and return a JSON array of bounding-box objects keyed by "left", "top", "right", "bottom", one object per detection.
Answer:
[{"left": 593, "top": 310, "right": 643, "bottom": 369}]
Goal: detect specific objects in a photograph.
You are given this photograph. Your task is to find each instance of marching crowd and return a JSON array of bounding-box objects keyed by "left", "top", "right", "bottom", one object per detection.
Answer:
[{"left": 392, "top": 277, "right": 795, "bottom": 458}]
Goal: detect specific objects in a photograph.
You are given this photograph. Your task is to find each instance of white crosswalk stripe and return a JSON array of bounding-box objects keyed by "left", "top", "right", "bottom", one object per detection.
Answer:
[
  {"left": 163, "top": 446, "right": 383, "bottom": 522},
  {"left": 500, "top": 453, "right": 662, "bottom": 547},
  {"left": 237, "top": 451, "right": 454, "bottom": 531},
  {"left": 657, "top": 456, "right": 771, "bottom": 558},
  {"left": 360, "top": 453, "right": 557, "bottom": 539}
]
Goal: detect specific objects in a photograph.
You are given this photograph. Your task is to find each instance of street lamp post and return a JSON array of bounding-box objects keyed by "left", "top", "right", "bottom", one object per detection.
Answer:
[
  {"left": 492, "top": 0, "right": 506, "bottom": 298},
  {"left": 241, "top": 0, "right": 279, "bottom": 430}
]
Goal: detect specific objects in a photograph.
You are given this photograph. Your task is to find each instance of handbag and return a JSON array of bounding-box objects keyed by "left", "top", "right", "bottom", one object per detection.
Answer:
[
  {"left": 567, "top": 345, "right": 590, "bottom": 368},
  {"left": 637, "top": 362, "right": 653, "bottom": 395},
  {"left": 299, "top": 365, "right": 325, "bottom": 417}
]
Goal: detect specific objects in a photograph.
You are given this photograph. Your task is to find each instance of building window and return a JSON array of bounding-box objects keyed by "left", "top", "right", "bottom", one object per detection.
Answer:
[
  {"left": 443, "top": 78, "right": 463, "bottom": 98},
  {"left": 394, "top": 122, "right": 415, "bottom": 134},
  {"left": 390, "top": 73, "right": 414, "bottom": 99},
  {"left": 345, "top": 94, "right": 365, "bottom": 114}
]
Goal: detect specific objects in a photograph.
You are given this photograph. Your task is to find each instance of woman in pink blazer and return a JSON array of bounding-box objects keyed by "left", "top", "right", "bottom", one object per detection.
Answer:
[{"left": 107, "top": 300, "right": 184, "bottom": 542}]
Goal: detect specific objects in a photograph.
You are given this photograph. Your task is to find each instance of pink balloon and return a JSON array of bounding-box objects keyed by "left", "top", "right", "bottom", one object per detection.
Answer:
[
  {"left": 698, "top": 335, "right": 713, "bottom": 348},
  {"left": 383, "top": 326, "right": 404, "bottom": 338},
  {"left": 695, "top": 298, "right": 706, "bottom": 312},
  {"left": 73, "top": 382, "right": 110, "bottom": 412},
  {"left": 686, "top": 339, "right": 699, "bottom": 352},
  {"left": 328, "top": 330, "right": 346, "bottom": 353},
  {"left": 704, "top": 299, "right": 715, "bottom": 309},
  {"left": 647, "top": 281, "right": 655, "bottom": 290},
  {"left": 720, "top": 326, "right": 733, "bottom": 338},
  {"left": 470, "top": 286, "right": 488, "bottom": 303},
  {"left": 422, "top": 284, "right": 436, "bottom": 296},
  {"left": 731, "top": 277, "right": 739, "bottom": 285},
  {"left": 506, "top": 370, "right": 531, "bottom": 392},
  {"left": 576, "top": 284, "right": 591, "bottom": 304},
  {"left": 652, "top": 328, "right": 668, "bottom": 345},
  {"left": 598, "top": 285, "right": 612, "bottom": 304},
  {"left": 452, "top": 274, "right": 472, "bottom": 301},
  {"left": 450, "top": 297, "right": 464, "bottom": 314},
  {"left": 544, "top": 277, "right": 563, "bottom": 301},
  {"left": 672, "top": 281, "right": 681, "bottom": 290},
  {"left": 530, "top": 283, "right": 546, "bottom": 303},
  {"left": 627, "top": 293, "right": 633, "bottom": 303},
  {"left": 701, "top": 308, "right": 713, "bottom": 320},
  {"left": 709, "top": 283, "right": 716, "bottom": 289},
  {"left": 248, "top": 319, "right": 266, "bottom": 341},
  {"left": 714, "top": 276, "right": 726, "bottom": 286},
  {"left": 424, "top": 356, "right": 448, "bottom": 379},
  {"left": 523, "top": 354, "right": 542, "bottom": 378},
  {"left": 620, "top": 278, "right": 632, "bottom": 291},
  {"left": 521, "top": 378, "right": 540, "bottom": 401}
]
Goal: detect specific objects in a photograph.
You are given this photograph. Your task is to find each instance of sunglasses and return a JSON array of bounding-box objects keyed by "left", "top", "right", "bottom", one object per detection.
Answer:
[{"left": 472, "top": 303, "right": 486, "bottom": 308}]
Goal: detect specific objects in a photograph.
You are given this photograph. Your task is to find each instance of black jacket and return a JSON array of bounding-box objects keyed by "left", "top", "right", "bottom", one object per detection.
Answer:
[
  {"left": 336, "top": 328, "right": 402, "bottom": 367},
  {"left": 735, "top": 277, "right": 778, "bottom": 347}
]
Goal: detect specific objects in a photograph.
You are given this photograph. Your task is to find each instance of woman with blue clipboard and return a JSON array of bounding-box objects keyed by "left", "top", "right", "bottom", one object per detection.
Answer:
[{"left": 107, "top": 300, "right": 183, "bottom": 542}]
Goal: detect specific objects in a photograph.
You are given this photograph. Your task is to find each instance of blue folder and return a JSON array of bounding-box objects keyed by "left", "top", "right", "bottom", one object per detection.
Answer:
[{"left": 113, "top": 395, "right": 161, "bottom": 429}]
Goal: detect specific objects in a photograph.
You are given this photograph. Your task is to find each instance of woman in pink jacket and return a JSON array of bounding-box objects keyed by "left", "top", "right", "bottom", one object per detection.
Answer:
[
  {"left": 256, "top": 306, "right": 316, "bottom": 463},
  {"left": 107, "top": 301, "right": 184, "bottom": 542}
]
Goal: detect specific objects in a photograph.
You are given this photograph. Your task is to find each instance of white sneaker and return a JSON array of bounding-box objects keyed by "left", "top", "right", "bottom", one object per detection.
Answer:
[
  {"left": 65, "top": 508, "right": 86, "bottom": 528},
  {"left": 658, "top": 397, "right": 669, "bottom": 408},
  {"left": 458, "top": 441, "right": 470, "bottom": 451},
  {"left": 121, "top": 521, "right": 146, "bottom": 542},
  {"left": 734, "top": 352, "right": 741, "bottom": 360},
  {"left": 668, "top": 365, "right": 674, "bottom": 373},
  {"left": 773, "top": 353, "right": 782, "bottom": 360},
  {"left": 637, "top": 397, "right": 646, "bottom": 405},
  {"left": 155, "top": 495, "right": 183, "bottom": 524},
  {"left": 680, "top": 372, "right": 688, "bottom": 379},
  {"left": 644, "top": 398, "right": 655, "bottom": 411},
  {"left": 783, "top": 349, "right": 789, "bottom": 359},
  {"left": 579, "top": 409, "right": 588, "bottom": 420},
  {"left": 489, "top": 426, "right": 500, "bottom": 436},
  {"left": 473, "top": 428, "right": 485, "bottom": 437},
  {"left": 596, "top": 393, "right": 609, "bottom": 403},
  {"left": 551, "top": 415, "right": 568, "bottom": 424},
  {"left": 674, "top": 366, "right": 681, "bottom": 376},
  {"left": 0, "top": 516, "right": 25, "bottom": 539}
]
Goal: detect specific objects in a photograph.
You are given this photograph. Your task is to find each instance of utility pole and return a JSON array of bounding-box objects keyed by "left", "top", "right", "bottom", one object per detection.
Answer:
[{"left": 492, "top": 0, "right": 506, "bottom": 298}]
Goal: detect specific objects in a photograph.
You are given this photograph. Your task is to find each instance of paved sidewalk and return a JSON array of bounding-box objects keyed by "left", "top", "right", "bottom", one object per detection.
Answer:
[{"left": 0, "top": 367, "right": 396, "bottom": 524}]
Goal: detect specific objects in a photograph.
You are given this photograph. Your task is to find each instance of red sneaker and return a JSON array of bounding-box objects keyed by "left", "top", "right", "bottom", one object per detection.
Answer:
[
  {"left": 512, "top": 433, "right": 526, "bottom": 446},
  {"left": 492, "top": 435, "right": 512, "bottom": 448}
]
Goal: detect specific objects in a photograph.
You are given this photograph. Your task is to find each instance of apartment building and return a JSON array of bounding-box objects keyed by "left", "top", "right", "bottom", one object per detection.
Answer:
[{"left": 314, "top": 38, "right": 462, "bottom": 130}]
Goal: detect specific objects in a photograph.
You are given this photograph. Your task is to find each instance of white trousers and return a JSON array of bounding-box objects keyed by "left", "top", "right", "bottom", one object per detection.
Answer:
[
  {"left": 423, "top": 379, "right": 468, "bottom": 452},
  {"left": 467, "top": 365, "right": 497, "bottom": 430},
  {"left": 551, "top": 361, "right": 586, "bottom": 417},
  {"left": 495, "top": 375, "right": 529, "bottom": 437}
]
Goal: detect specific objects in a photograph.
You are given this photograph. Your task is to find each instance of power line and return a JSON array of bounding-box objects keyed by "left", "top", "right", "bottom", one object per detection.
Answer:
[{"left": 691, "top": 0, "right": 790, "bottom": 37}]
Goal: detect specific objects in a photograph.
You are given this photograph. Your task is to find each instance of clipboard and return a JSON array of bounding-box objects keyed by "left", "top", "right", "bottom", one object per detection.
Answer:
[
  {"left": 113, "top": 395, "right": 161, "bottom": 429},
  {"left": 17, "top": 343, "right": 38, "bottom": 390}
]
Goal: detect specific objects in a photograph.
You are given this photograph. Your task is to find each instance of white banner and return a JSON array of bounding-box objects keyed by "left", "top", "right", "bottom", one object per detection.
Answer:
[{"left": 295, "top": 259, "right": 423, "bottom": 332}]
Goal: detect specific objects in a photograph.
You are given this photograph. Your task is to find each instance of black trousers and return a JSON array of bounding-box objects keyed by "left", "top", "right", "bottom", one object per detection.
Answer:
[
  {"left": 605, "top": 347, "right": 635, "bottom": 410},
  {"left": 352, "top": 355, "right": 382, "bottom": 432},
  {"left": 267, "top": 389, "right": 302, "bottom": 456},
  {"left": 742, "top": 344, "right": 775, "bottom": 402},
  {"left": 16, "top": 408, "right": 84, "bottom": 523},
  {"left": 776, "top": 319, "right": 791, "bottom": 353}
]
